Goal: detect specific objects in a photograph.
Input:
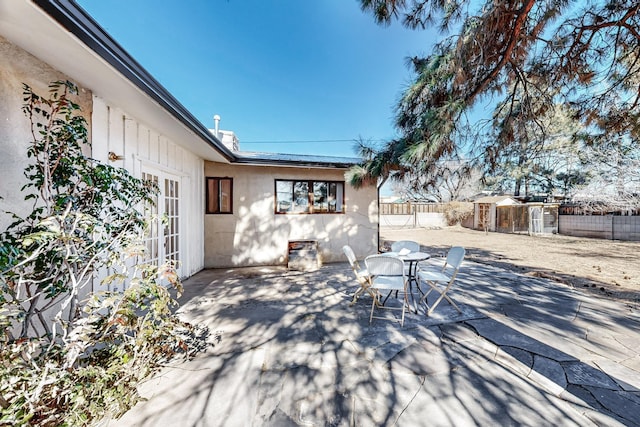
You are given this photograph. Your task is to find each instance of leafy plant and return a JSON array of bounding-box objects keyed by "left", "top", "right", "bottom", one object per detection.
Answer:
[{"left": 0, "top": 81, "right": 210, "bottom": 425}]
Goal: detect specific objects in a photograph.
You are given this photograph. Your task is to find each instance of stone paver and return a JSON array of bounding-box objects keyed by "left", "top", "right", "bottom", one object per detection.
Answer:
[{"left": 110, "top": 259, "right": 640, "bottom": 426}]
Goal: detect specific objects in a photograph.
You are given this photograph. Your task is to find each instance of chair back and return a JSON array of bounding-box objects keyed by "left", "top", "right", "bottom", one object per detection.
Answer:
[
  {"left": 443, "top": 246, "right": 465, "bottom": 275},
  {"left": 343, "top": 245, "right": 361, "bottom": 270},
  {"left": 365, "top": 254, "right": 405, "bottom": 277},
  {"left": 391, "top": 240, "right": 421, "bottom": 253},
  {"left": 366, "top": 255, "right": 408, "bottom": 326}
]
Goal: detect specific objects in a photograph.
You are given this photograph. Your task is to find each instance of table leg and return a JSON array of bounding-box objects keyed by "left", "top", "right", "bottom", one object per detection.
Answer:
[{"left": 407, "top": 261, "right": 419, "bottom": 314}]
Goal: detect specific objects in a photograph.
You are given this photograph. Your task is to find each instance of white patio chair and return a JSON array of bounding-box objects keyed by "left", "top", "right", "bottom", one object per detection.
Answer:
[
  {"left": 343, "top": 245, "right": 374, "bottom": 305},
  {"left": 365, "top": 254, "right": 408, "bottom": 326},
  {"left": 390, "top": 240, "right": 421, "bottom": 253},
  {"left": 417, "top": 246, "right": 465, "bottom": 316},
  {"left": 390, "top": 240, "right": 422, "bottom": 277}
]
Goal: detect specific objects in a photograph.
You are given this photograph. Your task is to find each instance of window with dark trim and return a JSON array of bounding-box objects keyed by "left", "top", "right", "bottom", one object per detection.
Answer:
[
  {"left": 275, "top": 179, "right": 344, "bottom": 214},
  {"left": 206, "top": 177, "right": 233, "bottom": 214}
]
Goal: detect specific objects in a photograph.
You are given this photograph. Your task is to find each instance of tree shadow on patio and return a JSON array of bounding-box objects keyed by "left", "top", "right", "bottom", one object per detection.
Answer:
[{"left": 113, "top": 262, "right": 640, "bottom": 426}]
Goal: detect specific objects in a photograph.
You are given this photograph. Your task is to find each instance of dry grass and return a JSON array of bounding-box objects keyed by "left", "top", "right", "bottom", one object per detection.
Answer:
[{"left": 382, "top": 225, "right": 640, "bottom": 306}]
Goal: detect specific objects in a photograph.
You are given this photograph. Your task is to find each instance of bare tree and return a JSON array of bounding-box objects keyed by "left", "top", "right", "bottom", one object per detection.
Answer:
[
  {"left": 390, "top": 158, "right": 481, "bottom": 201},
  {"left": 573, "top": 138, "right": 640, "bottom": 211}
]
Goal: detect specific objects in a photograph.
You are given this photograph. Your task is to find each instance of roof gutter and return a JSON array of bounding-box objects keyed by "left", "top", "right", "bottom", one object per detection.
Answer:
[
  {"left": 33, "top": 0, "right": 237, "bottom": 163},
  {"left": 232, "top": 157, "right": 357, "bottom": 169}
]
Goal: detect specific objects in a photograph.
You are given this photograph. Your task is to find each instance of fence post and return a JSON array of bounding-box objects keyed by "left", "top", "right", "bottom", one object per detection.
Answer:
[
  {"left": 611, "top": 215, "right": 615, "bottom": 240},
  {"left": 414, "top": 204, "right": 417, "bottom": 228}
]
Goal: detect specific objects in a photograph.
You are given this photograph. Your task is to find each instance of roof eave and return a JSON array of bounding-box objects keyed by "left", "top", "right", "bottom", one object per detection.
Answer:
[
  {"left": 33, "top": 0, "right": 236, "bottom": 163},
  {"left": 27, "top": 0, "right": 358, "bottom": 171},
  {"left": 232, "top": 157, "right": 356, "bottom": 169}
]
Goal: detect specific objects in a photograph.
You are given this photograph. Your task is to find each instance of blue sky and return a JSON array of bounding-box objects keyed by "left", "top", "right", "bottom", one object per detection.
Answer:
[{"left": 77, "top": 0, "right": 436, "bottom": 158}]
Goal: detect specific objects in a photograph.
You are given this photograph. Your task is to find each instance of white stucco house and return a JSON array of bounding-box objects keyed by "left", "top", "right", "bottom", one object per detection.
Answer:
[{"left": 0, "top": 0, "right": 379, "bottom": 281}]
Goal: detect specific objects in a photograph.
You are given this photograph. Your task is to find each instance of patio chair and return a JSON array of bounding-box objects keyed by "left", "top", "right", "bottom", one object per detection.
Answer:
[
  {"left": 417, "top": 246, "right": 465, "bottom": 316},
  {"left": 365, "top": 254, "right": 408, "bottom": 326},
  {"left": 390, "top": 240, "right": 422, "bottom": 277},
  {"left": 343, "top": 245, "right": 374, "bottom": 305},
  {"left": 390, "top": 240, "right": 421, "bottom": 253}
]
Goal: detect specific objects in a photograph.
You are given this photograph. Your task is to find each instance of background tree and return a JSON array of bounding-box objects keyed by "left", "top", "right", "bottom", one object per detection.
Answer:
[
  {"left": 572, "top": 137, "right": 640, "bottom": 212},
  {"left": 390, "top": 158, "right": 481, "bottom": 202},
  {"left": 485, "top": 101, "right": 588, "bottom": 198},
  {"left": 352, "top": 0, "right": 640, "bottom": 202}
]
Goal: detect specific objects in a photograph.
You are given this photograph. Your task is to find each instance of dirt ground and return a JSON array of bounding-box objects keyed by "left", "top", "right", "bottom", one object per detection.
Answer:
[{"left": 381, "top": 226, "right": 640, "bottom": 307}]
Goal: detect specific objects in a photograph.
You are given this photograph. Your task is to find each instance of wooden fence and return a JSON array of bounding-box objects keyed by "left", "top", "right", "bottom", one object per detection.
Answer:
[
  {"left": 559, "top": 204, "right": 640, "bottom": 216},
  {"left": 379, "top": 203, "right": 446, "bottom": 215},
  {"left": 379, "top": 202, "right": 640, "bottom": 240}
]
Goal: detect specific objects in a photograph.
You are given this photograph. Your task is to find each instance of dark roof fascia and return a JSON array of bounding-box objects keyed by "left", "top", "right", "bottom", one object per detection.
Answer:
[
  {"left": 33, "top": 0, "right": 236, "bottom": 162},
  {"left": 232, "top": 157, "right": 357, "bottom": 169}
]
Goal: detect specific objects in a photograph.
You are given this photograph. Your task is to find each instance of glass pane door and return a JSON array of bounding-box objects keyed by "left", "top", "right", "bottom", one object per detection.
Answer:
[
  {"left": 141, "top": 169, "right": 182, "bottom": 278},
  {"left": 164, "top": 177, "right": 180, "bottom": 265}
]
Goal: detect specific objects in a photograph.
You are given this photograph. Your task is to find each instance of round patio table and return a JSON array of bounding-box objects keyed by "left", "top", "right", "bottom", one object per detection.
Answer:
[{"left": 381, "top": 251, "right": 430, "bottom": 313}]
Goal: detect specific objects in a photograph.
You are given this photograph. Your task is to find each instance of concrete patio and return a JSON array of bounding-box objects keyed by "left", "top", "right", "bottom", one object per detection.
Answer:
[{"left": 114, "top": 257, "right": 640, "bottom": 426}]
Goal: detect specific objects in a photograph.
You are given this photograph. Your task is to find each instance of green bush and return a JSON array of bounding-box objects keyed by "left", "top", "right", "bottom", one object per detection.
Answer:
[{"left": 0, "top": 81, "right": 209, "bottom": 425}]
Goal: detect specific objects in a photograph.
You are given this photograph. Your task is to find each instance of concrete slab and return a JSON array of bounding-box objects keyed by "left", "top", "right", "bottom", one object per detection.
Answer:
[
  {"left": 595, "top": 359, "right": 640, "bottom": 391},
  {"left": 528, "top": 355, "right": 567, "bottom": 395},
  {"left": 109, "top": 261, "right": 640, "bottom": 427}
]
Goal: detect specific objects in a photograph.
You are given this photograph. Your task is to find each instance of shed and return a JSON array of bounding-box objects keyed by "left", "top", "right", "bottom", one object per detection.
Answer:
[
  {"left": 473, "top": 196, "right": 520, "bottom": 232},
  {"left": 527, "top": 203, "right": 559, "bottom": 235}
]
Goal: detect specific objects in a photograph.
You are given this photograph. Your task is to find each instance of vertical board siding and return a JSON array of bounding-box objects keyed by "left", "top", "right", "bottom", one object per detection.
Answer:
[
  {"left": 175, "top": 146, "right": 184, "bottom": 172},
  {"left": 181, "top": 155, "right": 204, "bottom": 277},
  {"left": 123, "top": 117, "right": 138, "bottom": 171},
  {"left": 91, "top": 95, "right": 205, "bottom": 280},
  {"left": 149, "top": 129, "right": 160, "bottom": 164},
  {"left": 167, "top": 141, "right": 176, "bottom": 170},
  {"left": 91, "top": 99, "right": 109, "bottom": 163},
  {"left": 108, "top": 106, "right": 125, "bottom": 169},
  {"left": 158, "top": 135, "right": 169, "bottom": 167},
  {"left": 138, "top": 124, "right": 150, "bottom": 160}
]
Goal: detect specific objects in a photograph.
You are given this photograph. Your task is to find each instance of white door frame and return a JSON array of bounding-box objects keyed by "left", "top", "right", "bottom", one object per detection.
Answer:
[{"left": 138, "top": 160, "right": 187, "bottom": 279}]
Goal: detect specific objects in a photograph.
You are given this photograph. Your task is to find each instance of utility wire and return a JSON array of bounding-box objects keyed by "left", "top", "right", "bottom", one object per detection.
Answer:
[{"left": 241, "top": 138, "right": 389, "bottom": 144}]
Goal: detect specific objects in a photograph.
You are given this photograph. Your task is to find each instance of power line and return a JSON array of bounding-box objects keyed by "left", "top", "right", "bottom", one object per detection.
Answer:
[
  {"left": 241, "top": 138, "right": 389, "bottom": 144},
  {"left": 242, "top": 139, "right": 352, "bottom": 144}
]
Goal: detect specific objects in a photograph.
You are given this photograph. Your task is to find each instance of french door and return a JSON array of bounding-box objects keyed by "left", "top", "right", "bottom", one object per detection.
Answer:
[{"left": 141, "top": 169, "right": 182, "bottom": 278}]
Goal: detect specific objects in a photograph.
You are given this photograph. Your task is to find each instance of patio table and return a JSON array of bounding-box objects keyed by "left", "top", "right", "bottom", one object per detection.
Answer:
[{"left": 381, "top": 251, "right": 430, "bottom": 313}]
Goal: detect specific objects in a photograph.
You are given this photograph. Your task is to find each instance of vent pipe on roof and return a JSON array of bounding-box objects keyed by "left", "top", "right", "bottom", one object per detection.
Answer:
[{"left": 213, "top": 114, "right": 221, "bottom": 138}]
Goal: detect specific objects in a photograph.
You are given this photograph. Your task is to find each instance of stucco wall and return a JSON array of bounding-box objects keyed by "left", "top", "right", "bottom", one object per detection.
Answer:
[
  {"left": 380, "top": 213, "right": 447, "bottom": 229},
  {"left": 204, "top": 162, "right": 378, "bottom": 267},
  {"left": 0, "top": 35, "right": 92, "bottom": 231}
]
